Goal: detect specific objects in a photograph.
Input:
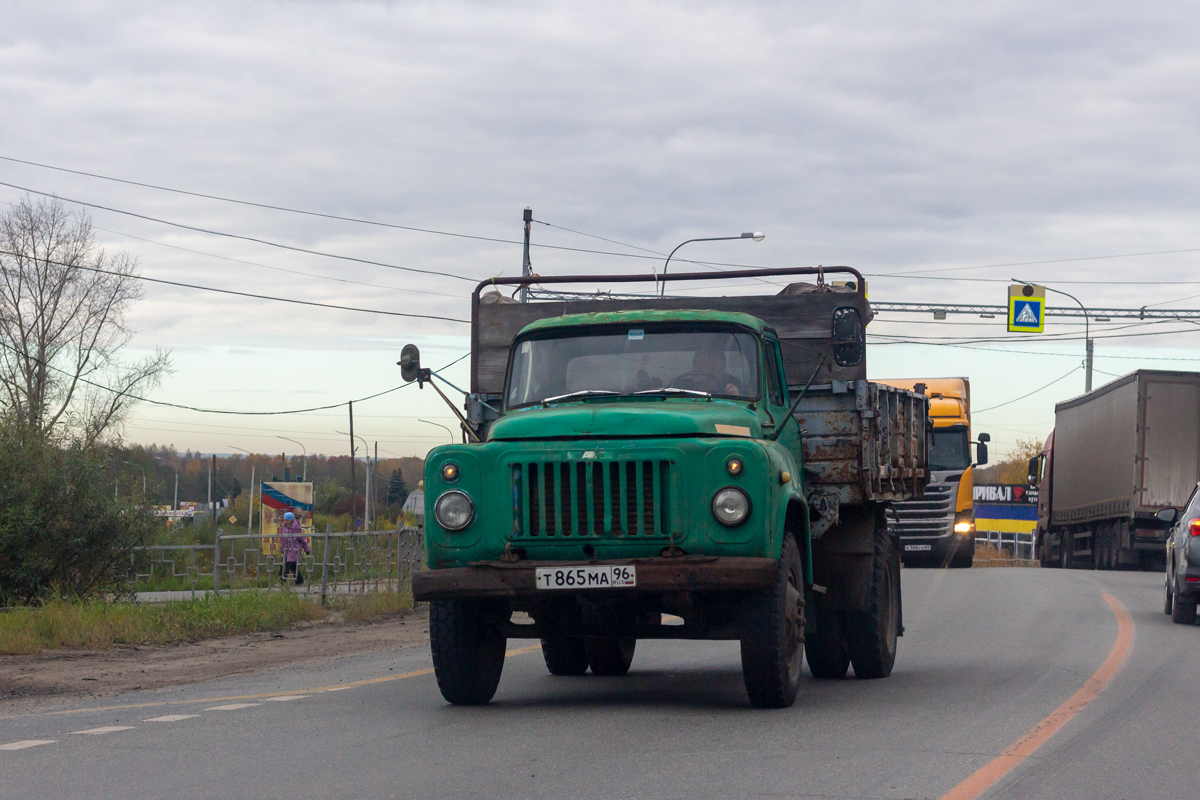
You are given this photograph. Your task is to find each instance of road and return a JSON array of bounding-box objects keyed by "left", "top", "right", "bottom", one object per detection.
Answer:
[{"left": 1, "top": 568, "right": 1195, "bottom": 800}]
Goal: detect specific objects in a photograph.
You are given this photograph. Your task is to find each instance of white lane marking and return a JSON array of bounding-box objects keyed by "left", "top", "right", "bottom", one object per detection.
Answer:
[
  {"left": 323, "top": 687, "right": 350, "bottom": 692},
  {"left": 144, "top": 714, "right": 200, "bottom": 722},
  {"left": 263, "top": 695, "right": 309, "bottom": 702},
  {"left": 69, "top": 726, "right": 136, "bottom": 735},
  {"left": 0, "top": 740, "right": 56, "bottom": 751},
  {"left": 204, "top": 703, "right": 260, "bottom": 711}
]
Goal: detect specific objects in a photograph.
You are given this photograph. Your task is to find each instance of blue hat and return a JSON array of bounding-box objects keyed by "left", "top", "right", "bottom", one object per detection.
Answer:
[{"left": 284, "top": 512, "right": 295, "bottom": 521}]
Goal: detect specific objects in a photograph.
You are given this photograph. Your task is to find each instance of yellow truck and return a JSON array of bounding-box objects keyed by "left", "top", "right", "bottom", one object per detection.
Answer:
[{"left": 877, "top": 378, "right": 989, "bottom": 567}]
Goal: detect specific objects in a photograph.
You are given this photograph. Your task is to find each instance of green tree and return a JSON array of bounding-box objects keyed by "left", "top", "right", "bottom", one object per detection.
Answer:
[{"left": 386, "top": 468, "right": 409, "bottom": 507}]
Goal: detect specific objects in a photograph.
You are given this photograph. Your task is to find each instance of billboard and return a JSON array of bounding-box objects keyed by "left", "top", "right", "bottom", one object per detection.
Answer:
[
  {"left": 974, "top": 483, "right": 1037, "bottom": 535},
  {"left": 260, "top": 482, "right": 314, "bottom": 552}
]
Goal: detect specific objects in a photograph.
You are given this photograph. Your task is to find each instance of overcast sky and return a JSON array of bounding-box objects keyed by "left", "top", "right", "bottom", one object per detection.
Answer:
[{"left": 2, "top": 1, "right": 1199, "bottom": 459}]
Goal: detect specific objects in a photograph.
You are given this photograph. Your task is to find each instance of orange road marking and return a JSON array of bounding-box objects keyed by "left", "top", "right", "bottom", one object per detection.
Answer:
[
  {"left": 941, "top": 592, "right": 1133, "bottom": 800},
  {"left": 2, "top": 644, "right": 542, "bottom": 719}
]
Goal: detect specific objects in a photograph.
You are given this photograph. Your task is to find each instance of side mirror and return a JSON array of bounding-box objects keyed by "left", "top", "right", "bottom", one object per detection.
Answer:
[
  {"left": 978, "top": 433, "right": 991, "bottom": 443},
  {"left": 399, "top": 344, "right": 422, "bottom": 384},
  {"left": 975, "top": 441, "right": 988, "bottom": 466},
  {"left": 831, "top": 307, "right": 864, "bottom": 367},
  {"left": 1156, "top": 507, "right": 1180, "bottom": 524},
  {"left": 1027, "top": 456, "right": 1041, "bottom": 487}
]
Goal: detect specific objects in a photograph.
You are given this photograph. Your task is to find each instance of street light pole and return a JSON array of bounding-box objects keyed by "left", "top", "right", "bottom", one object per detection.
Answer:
[
  {"left": 337, "top": 429, "right": 371, "bottom": 531},
  {"left": 1014, "top": 278, "right": 1093, "bottom": 392},
  {"left": 660, "top": 232, "right": 764, "bottom": 295},
  {"left": 277, "top": 436, "right": 308, "bottom": 481},
  {"left": 419, "top": 419, "right": 456, "bottom": 443}
]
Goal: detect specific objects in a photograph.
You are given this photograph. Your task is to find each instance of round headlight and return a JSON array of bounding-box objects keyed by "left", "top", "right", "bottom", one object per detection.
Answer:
[
  {"left": 434, "top": 490, "right": 474, "bottom": 531},
  {"left": 441, "top": 462, "right": 460, "bottom": 482},
  {"left": 726, "top": 457, "right": 744, "bottom": 477},
  {"left": 711, "top": 487, "right": 750, "bottom": 527}
]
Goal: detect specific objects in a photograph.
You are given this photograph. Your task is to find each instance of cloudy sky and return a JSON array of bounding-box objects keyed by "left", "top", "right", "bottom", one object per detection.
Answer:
[{"left": 2, "top": 1, "right": 1198, "bottom": 459}]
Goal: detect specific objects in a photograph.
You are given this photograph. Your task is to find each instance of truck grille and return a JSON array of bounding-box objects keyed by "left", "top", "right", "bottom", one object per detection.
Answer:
[
  {"left": 889, "top": 484, "right": 954, "bottom": 536},
  {"left": 512, "top": 460, "right": 670, "bottom": 538}
]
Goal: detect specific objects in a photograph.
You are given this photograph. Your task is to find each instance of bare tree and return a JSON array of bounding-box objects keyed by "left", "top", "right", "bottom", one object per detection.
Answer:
[{"left": 0, "top": 195, "right": 171, "bottom": 445}]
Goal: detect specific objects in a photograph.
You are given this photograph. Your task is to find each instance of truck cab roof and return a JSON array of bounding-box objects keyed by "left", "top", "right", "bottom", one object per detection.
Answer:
[{"left": 518, "top": 309, "right": 771, "bottom": 337}]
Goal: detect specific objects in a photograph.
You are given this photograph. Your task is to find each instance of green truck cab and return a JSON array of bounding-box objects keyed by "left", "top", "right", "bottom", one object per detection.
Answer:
[{"left": 410, "top": 267, "right": 929, "bottom": 708}]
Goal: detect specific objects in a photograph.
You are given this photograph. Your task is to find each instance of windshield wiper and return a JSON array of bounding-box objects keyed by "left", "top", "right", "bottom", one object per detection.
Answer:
[
  {"left": 633, "top": 387, "right": 712, "bottom": 398},
  {"left": 542, "top": 390, "right": 618, "bottom": 404}
]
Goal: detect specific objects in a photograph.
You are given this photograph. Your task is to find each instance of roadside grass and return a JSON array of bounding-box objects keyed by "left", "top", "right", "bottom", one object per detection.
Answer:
[
  {"left": 972, "top": 542, "right": 1039, "bottom": 567},
  {"left": 338, "top": 588, "right": 414, "bottom": 624},
  {"left": 0, "top": 592, "right": 325, "bottom": 655}
]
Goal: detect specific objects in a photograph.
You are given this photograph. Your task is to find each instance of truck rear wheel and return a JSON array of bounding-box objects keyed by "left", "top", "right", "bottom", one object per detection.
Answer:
[
  {"left": 585, "top": 637, "right": 636, "bottom": 676},
  {"left": 429, "top": 599, "right": 508, "bottom": 705},
  {"left": 741, "top": 535, "right": 805, "bottom": 708},
  {"left": 541, "top": 636, "right": 589, "bottom": 676},
  {"left": 844, "top": 531, "right": 899, "bottom": 679},
  {"left": 805, "top": 595, "right": 849, "bottom": 679}
]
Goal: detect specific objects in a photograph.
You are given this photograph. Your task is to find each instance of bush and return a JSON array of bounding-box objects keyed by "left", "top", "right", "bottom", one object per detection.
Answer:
[{"left": 0, "top": 427, "right": 161, "bottom": 605}]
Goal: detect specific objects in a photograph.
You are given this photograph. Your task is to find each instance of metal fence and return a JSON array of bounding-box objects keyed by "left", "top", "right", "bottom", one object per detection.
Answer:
[
  {"left": 124, "top": 526, "right": 424, "bottom": 601},
  {"left": 975, "top": 529, "right": 1038, "bottom": 565}
]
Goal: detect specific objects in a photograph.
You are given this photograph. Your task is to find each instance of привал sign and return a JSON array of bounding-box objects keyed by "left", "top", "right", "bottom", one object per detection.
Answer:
[{"left": 1008, "top": 284, "right": 1045, "bottom": 333}]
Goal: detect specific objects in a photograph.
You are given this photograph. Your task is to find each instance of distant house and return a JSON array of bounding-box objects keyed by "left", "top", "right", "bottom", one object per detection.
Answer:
[{"left": 401, "top": 489, "right": 424, "bottom": 520}]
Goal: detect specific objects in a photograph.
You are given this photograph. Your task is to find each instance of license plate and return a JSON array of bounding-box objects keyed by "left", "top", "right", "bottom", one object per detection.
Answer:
[
  {"left": 535, "top": 565, "right": 637, "bottom": 590},
  {"left": 904, "top": 544, "right": 932, "bottom": 552}
]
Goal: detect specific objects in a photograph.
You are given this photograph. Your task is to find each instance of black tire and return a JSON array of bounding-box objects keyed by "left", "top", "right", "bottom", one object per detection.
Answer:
[
  {"left": 741, "top": 535, "right": 805, "bottom": 708},
  {"left": 844, "top": 531, "right": 900, "bottom": 680},
  {"left": 950, "top": 536, "right": 974, "bottom": 568},
  {"left": 805, "top": 594, "right": 849, "bottom": 679},
  {"left": 1172, "top": 583, "right": 1197, "bottom": 626},
  {"left": 541, "top": 636, "right": 589, "bottom": 676},
  {"left": 1059, "top": 533, "right": 1071, "bottom": 569},
  {"left": 429, "top": 599, "right": 508, "bottom": 705},
  {"left": 585, "top": 637, "right": 636, "bottom": 676},
  {"left": 1165, "top": 576, "right": 1174, "bottom": 616}
]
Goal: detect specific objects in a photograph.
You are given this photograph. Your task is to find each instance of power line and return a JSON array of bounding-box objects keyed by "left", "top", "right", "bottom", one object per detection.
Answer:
[
  {"left": 0, "top": 333, "right": 468, "bottom": 415},
  {"left": 0, "top": 248, "right": 469, "bottom": 323},
  {"left": 974, "top": 367, "right": 1082, "bottom": 413},
  {"left": 0, "top": 179, "right": 483, "bottom": 282}
]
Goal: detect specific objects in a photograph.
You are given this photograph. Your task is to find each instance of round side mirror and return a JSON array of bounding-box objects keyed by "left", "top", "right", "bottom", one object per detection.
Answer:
[{"left": 399, "top": 344, "right": 421, "bottom": 383}]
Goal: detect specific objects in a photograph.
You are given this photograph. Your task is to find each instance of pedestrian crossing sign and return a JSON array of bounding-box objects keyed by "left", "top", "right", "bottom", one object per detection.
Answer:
[{"left": 1008, "top": 284, "right": 1045, "bottom": 333}]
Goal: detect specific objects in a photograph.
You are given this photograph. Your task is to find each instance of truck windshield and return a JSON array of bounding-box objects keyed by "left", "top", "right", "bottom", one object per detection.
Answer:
[
  {"left": 929, "top": 428, "right": 971, "bottom": 471},
  {"left": 506, "top": 327, "right": 760, "bottom": 408}
]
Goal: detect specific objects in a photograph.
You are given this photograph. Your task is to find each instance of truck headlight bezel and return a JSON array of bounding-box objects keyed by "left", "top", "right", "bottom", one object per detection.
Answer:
[
  {"left": 711, "top": 486, "right": 751, "bottom": 527},
  {"left": 434, "top": 490, "right": 475, "bottom": 531}
]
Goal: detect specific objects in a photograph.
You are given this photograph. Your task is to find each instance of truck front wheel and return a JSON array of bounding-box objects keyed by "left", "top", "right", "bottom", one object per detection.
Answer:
[
  {"left": 740, "top": 535, "right": 805, "bottom": 708},
  {"left": 844, "top": 531, "right": 899, "bottom": 679},
  {"left": 429, "top": 599, "right": 508, "bottom": 705},
  {"left": 541, "top": 636, "right": 589, "bottom": 676}
]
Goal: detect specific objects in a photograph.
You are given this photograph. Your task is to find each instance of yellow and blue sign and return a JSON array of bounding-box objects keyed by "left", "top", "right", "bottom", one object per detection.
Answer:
[{"left": 1008, "top": 284, "right": 1045, "bottom": 333}]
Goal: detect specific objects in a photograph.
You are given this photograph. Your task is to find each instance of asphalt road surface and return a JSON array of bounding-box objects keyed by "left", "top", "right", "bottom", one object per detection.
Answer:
[{"left": 2, "top": 568, "right": 1196, "bottom": 800}]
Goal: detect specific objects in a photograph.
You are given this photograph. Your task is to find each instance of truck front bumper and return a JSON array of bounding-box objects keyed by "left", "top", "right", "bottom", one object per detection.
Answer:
[{"left": 413, "top": 556, "right": 778, "bottom": 602}]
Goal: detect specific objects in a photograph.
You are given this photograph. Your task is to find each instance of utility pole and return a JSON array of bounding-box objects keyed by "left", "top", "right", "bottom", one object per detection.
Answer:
[
  {"left": 349, "top": 401, "right": 357, "bottom": 530},
  {"left": 519, "top": 207, "right": 532, "bottom": 303},
  {"left": 247, "top": 464, "right": 254, "bottom": 535},
  {"left": 173, "top": 472, "right": 178, "bottom": 510},
  {"left": 208, "top": 455, "right": 214, "bottom": 521},
  {"left": 374, "top": 441, "right": 378, "bottom": 531},
  {"left": 1013, "top": 279, "right": 1093, "bottom": 393}
]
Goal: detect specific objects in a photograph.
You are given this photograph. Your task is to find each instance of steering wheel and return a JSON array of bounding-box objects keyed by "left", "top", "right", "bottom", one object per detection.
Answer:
[{"left": 669, "top": 371, "right": 721, "bottom": 392}]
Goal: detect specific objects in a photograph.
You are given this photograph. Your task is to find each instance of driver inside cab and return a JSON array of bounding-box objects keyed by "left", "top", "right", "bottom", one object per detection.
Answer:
[{"left": 675, "top": 349, "right": 745, "bottom": 396}]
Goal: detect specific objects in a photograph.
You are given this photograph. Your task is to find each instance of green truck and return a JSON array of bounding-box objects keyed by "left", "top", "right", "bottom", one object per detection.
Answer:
[{"left": 408, "top": 267, "right": 929, "bottom": 708}]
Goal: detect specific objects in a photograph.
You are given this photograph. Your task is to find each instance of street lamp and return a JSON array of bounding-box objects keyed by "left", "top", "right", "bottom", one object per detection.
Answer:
[
  {"left": 1013, "top": 278, "right": 1093, "bottom": 392},
  {"left": 660, "top": 232, "right": 764, "bottom": 295},
  {"left": 277, "top": 436, "right": 308, "bottom": 481},
  {"left": 419, "top": 419, "right": 456, "bottom": 443},
  {"left": 123, "top": 461, "right": 146, "bottom": 498}
]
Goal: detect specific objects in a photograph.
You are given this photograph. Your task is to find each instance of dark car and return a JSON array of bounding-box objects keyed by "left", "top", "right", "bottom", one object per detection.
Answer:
[{"left": 1162, "top": 483, "right": 1200, "bottom": 625}]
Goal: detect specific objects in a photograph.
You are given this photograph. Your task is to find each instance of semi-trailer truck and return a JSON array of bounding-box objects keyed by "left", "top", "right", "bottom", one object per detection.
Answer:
[
  {"left": 878, "top": 378, "right": 989, "bottom": 568},
  {"left": 1030, "top": 370, "right": 1200, "bottom": 570},
  {"left": 407, "top": 267, "right": 929, "bottom": 708}
]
